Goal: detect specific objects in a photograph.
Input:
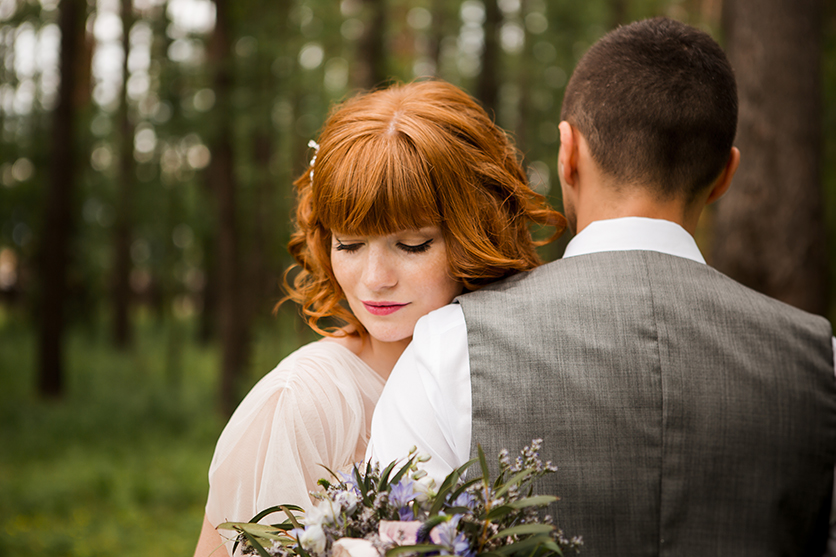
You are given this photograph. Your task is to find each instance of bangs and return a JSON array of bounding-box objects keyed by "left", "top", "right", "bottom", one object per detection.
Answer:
[{"left": 313, "top": 134, "right": 441, "bottom": 235}]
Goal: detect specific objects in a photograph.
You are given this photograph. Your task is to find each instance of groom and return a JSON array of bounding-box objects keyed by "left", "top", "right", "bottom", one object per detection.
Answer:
[{"left": 368, "top": 17, "right": 836, "bottom": 556}]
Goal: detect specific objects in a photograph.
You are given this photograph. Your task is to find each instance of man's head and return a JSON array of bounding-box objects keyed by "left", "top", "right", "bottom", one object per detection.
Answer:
[{"left": 560, "top": 17, "right": 738, "bottom": 204}]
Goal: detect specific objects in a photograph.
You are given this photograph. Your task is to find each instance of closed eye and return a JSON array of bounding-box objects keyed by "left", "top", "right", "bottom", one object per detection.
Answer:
[
  {"left": 398, "top": 239, "right": 433, "bottom": 254},
  {"left": 334, "top": 241, "right": 363, "bottom": 252}
]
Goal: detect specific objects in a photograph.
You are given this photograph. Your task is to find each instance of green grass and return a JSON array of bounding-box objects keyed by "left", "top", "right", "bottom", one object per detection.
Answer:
[{"left": 0, "top": 308, "right": 314, "bottom": 557}]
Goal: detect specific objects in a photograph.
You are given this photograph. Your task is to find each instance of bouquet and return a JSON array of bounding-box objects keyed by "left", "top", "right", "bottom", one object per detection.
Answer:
[{"left": 218, "top": 439, "right": 582, "bottom": 557}]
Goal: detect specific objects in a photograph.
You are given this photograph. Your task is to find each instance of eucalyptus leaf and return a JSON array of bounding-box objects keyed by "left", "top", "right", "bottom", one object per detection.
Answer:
[
  {"left": 494, "top": 534, "right": 553, "bottom": 556},
  {"left": 354, "top": 464, "right": 374, "bottom": 507},
  {"left": 507, "top": 495, "right": 558, "bottom": 509},
  {"left": 477, "top": 445, "right": 490, "bottom": 489},
  {"left": 217, "top": 522, "right": 290, "bottom": 541},
  {"left": 494, "top": 469, "right": 534, "bottom": 498},
  {"left": 484, "top": 505, "right": 515, "bottom": 521},
  {"left": 242, "top": 530, "right": 273, "bottom": 557},
  {"left": 389, "top": 455, "right": 417, "bottom": 486},
  {"left": 378, "top": 458, "right": 399, "bottom": 491},
  {"left": 492, "top": 524, "right": 555, "bottom": 540},
  {"left": 430, "top": 470, "right": 462, "bottom": 516},
  {"left": 247, "top": 504, "right": 304, "bottom": 525},
  {"left": 385, "top": 543, "right": 446, "bottom": 557}
]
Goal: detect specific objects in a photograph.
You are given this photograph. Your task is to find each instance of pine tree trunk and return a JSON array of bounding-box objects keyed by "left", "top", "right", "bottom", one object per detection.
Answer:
[
  {"left": 477, "top": 0, "right": 500, "bottom": 117},
  {"left": 112, "top": 0, "right": 134, "bottom": 348},
  {"left": 210, "top": 0, "right": 250, "bottom": 417},
  {"left": 354, "top": 0, "right": 387, "bottom": 89},
  {"left": 37, "top": 0, "right": 84, "bottom": 398},
  {"left": 713, "top": 0, "right": 829, "bottom": 315}
]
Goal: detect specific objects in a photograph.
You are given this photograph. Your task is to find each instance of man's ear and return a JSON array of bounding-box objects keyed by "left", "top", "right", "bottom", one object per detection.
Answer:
[
  {"left": 706, "top": 147, "right": 740, "bottom": 204},
  {"left": 557, "top": 121, "right": 578, "bottom": 187}
]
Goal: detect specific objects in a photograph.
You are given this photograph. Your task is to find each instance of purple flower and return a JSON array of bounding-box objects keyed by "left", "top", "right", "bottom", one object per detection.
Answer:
[
  {"left": 449, "top": 492, "right": 477, "bottom": 510},
  {"left": 431, "top": 515, "right": 475, "bottom": 557},
  {"left": 389, "top": 479, "right": 419, "bottom": 520},
  {"left": 338, "top": 471, "right": 362, "bottom": 496}
]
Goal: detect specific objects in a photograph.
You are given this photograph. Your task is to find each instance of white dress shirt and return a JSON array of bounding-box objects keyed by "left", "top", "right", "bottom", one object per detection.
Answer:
[{"left": 367, "top": 217, "right": 836, "bottom": 550}]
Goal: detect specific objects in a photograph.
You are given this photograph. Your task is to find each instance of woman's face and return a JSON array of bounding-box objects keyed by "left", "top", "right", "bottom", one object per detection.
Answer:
[{"left": 330, "top": 226, "right": 463, "bottom": 345}]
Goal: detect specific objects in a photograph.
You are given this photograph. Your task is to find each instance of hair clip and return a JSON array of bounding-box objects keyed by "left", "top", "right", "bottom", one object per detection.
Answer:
[{"left": 308, "top": 140, "right": 320, "bottom": 182}]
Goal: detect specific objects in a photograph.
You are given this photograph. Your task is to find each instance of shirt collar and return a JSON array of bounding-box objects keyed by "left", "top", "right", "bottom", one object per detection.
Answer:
[{"left": 562, "top": 217, "right": 706, "bottom": 264}]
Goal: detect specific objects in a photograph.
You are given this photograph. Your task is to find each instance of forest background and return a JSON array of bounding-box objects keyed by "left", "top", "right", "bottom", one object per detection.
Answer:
[{"left": 1, "top": 0, "right": 834, "bottom": 555}]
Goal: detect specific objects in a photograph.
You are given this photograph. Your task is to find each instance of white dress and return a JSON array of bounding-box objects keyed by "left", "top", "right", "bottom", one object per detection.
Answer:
[{"left": 205, "top": 340, "right": 385, "bottom": 542}]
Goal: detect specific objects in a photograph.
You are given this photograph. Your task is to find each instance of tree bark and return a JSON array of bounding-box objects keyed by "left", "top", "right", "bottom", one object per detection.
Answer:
[
  {"left": 354, "top": 0, "right": 387, "bottom": 89},
  {"left": 477, "top": 0, "right": 501, "bottom": 117},
  {"left": 210, "top": 0, "right": 250, "bottom": 417},
  {"left": 37, "top": 0, "right": 84, "bottom": 398},
  {"left": 714, "top": 0, "right": 828, "bottom": 315},
  {"left": 112, "top": 0, "right": 134, "bottom": 348}
]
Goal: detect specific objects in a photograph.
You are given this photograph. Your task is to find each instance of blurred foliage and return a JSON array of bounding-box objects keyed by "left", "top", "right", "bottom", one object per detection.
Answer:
[
  {"left": 1, "top": 0, "right": 766, "bottom": 330},
  {"left": 0, "top": 306, "right": 315, "bottom": 555}
]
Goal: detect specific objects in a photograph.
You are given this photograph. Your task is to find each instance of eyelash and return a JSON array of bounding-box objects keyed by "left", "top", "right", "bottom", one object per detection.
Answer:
[
  {"left": 334, "top": 242, "right": 362, "bottom": 252},
  {"left": 399, "top": 239, "right": 433, "bottom": 254},
  {"left": 334, "top": 239, "right": 433, "bottom": 254}
]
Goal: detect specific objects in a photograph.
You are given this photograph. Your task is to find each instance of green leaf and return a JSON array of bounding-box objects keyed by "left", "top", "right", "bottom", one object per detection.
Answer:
[
  {"left": 378, "top": 458, "right": 400, "bottom": 491},
  {"left": 507, "top": 496, "right": 558, "bottom": 509},
  {"left": 386, "top": 543, "right": 447, "bottom": 557},
  {"left": 477, "top": 445, "right": 491, "bottom": 488},
  {"left": 365, "top": 461, "right": 373, "bottom": 493},
  {"left": 354, "top": 464, "right": 374, "bottom": 507},
  {"left": 389, "top": 455, "right": 417, "bottom": 486},
  {"left": 491, "top": 524, "right": 555, "bottom": 540},
  {"left": 484, "top": 505, "right": 515, "bottom": 521},
  {"left": 456, "top": 457, "right": 479, "bottom": 478},
  {"left": 242, "top": 530, "right": 273, "bottom": 557},
  {"left": 494, "top": 469, "right": 534, "bottom": 498},
  {"left": 540, "top": 540, "right": 564, "bottom": 556},
  {"left": 247, "top": 504, "right": 304, "bottom": 525},
  {"left": 216, "top": 522, "right": 290, "bottom": 540},
  {"left": 430, "top": 469, "right": 462, "bottom": 516},
  {"left": 493, "top": 534, "right": 553, "bottom": 556}
]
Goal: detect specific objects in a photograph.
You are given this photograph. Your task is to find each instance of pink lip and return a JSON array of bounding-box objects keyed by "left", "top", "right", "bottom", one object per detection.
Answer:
[{"left": 362, "top": 301, "right": 409, "bottom": 316}]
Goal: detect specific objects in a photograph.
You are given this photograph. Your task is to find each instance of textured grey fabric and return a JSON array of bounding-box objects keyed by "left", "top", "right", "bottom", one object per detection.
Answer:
[{"left": 459, "top": 250, "right": 836, "bottom": 557}]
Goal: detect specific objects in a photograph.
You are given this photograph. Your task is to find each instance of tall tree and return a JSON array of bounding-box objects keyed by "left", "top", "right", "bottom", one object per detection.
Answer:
[
  {"left": 37, "top": 0, "right": 85, "bottom": 397},
  {"left": 355, "top": 0, "right": 387, "bottom": 89},
  {"left": 714, "top": 0, "right": 829, "bottom": 314},
  {"left": 112, "top": 0, "right": 135, "bottom": 348},
  {"left": 477, "top": 0, "right": 501, "bottom": 116},
  {"left": 209, "top": 0, "right": 250, "bottom": 416}
]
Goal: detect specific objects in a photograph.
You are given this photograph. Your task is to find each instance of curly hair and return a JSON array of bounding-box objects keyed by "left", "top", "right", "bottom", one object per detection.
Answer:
[{"left": 282, "top": 79, "right": 566, "bottom": 337}]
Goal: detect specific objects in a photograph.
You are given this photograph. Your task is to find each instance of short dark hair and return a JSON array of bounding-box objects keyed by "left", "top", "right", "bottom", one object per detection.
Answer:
[{"left": 561, "top": 17, "right": 738, "bottom": 201}]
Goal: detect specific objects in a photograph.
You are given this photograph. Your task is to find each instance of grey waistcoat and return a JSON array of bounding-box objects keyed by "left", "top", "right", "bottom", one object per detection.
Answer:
[{"left": 458, "top": 250, "right": 836, "bottom": 557}]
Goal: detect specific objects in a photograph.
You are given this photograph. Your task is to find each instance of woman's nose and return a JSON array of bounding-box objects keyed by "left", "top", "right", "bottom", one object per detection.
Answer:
[{"left": 362, "top": 247, "right": 397, "bottom": 291}]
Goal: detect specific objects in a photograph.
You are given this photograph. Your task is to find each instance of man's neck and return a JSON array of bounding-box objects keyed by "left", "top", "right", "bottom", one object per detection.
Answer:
[{"left": 573, "top": 182, "right": 701, "bottom": 236}]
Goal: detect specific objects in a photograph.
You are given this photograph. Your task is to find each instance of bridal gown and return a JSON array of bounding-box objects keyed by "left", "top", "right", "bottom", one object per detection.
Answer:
[{"left": 205, "top": 340, "right": 384, "bottom": 547}]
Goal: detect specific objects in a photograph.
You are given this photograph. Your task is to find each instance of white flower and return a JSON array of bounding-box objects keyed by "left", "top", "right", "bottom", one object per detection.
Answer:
[
  {"left": 299, "top": 524, "right": 327, "bottom": 555},
  {"left": 331, "top": 538, "right": 379, "bottom": 557},
  {"left": 411, "top": 471, "right": 437, "bottom": 503},
  {"left": 335, "top": 490, "right": 360, "bottom": 513},
  {"left": 304, "top": 500, "right": 338, "bottom": 527}
]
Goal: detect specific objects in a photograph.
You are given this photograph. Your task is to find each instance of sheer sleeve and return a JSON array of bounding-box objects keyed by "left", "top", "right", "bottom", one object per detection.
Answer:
[{"left": 205, "top": 341, "right": 384, "bottom": 544}]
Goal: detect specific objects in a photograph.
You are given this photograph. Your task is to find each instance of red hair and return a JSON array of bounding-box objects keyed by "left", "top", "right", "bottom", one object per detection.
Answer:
[{"left": 282, "top": 79, "right": 566, "bottom": 336}]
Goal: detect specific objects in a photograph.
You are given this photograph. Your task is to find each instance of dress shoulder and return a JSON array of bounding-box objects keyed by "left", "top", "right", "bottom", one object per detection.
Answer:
[{"left": 205, "top": 340, "right": 384, "bottom": 532}]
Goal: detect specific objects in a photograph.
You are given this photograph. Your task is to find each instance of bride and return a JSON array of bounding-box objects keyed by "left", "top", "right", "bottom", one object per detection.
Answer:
[{"left": 193, "top": 78, "right": 566, "bottom": 556}]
